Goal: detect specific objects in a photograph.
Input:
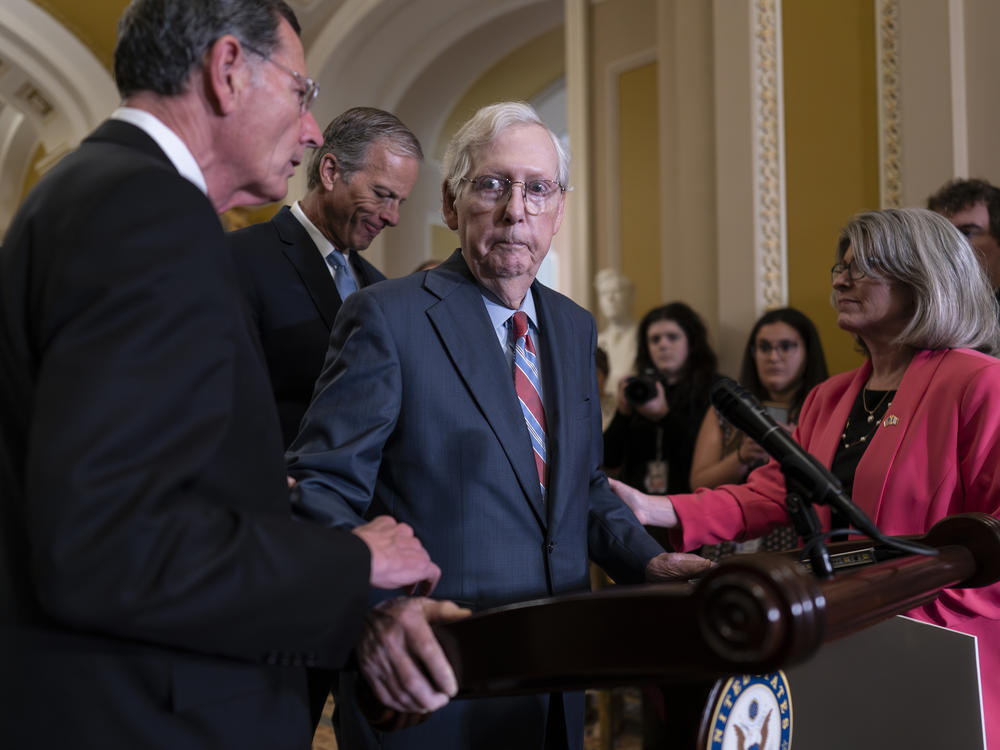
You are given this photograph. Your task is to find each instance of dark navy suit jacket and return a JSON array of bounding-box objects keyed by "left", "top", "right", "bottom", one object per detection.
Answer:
[
  {"left": 228, "top": 205, "right": 386, "bottom": 446},
  {"left": 0, "top": 120, "right": 371, "bottom": 749},
  {"left": 287, "top": 250, "right": 665, "bottom": 749}
]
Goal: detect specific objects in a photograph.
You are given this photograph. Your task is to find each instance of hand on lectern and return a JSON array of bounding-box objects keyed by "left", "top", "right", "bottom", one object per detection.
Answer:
[
  {"left": 644, "top": 551, "right": 713, "bottom": 581},
  {"left": 357, "top": 596, "right": 471, "bottom": 716}
]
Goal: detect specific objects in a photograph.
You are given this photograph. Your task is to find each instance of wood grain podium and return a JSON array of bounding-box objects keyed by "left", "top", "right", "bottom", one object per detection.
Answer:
[{"left": 368, "top": 513, "right": 999, "bottom": 748}]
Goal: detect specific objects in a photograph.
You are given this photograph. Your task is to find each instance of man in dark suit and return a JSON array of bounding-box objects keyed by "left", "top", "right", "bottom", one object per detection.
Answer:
[
  {"left": 229, "top": 107, "right": 421, "bottom": 446},
  {"left": 287, "top": 102, "right": 711, "bottom": 750},
  {"left": 0, "top": 2, "right": 462, "bottom": 748}
]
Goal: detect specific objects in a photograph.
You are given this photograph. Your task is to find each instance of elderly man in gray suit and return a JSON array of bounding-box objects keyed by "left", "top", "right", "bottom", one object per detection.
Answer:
[{"left": 287, "top": 101, "right": 710, "bottom": 750}]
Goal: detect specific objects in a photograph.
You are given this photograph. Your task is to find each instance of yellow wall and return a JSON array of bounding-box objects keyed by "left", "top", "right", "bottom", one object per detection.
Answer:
[
  {"left": 783, "top": 0, "right": 879, "bottom": 375},
  {"left": 618, "top": 62, "right": 661, "bottom": 319},
  {"left": 32, "top": 0, "right": 125, "bottom": 71},
  {"left": 431, "top": 224, "right": 457, "bottom": 264},
  {"left": 221, "top": 204, "right": 282, "bottom": 231},
  {"left": 590, "top": 0, "right": 657, "bottom": 284},
  {"left": 435, "top": 27, "right": 565, "bottom": 162}
]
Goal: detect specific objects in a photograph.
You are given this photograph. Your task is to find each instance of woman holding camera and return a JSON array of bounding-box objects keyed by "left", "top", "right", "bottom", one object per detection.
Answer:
[{"left": 603, "top": 302, "right": 717, "bottom": 498}]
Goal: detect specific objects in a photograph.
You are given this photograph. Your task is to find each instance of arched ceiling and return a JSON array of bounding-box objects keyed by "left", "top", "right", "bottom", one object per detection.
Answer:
[
  {"left": 290, "top": 0, "right": 564, "bottom": 201},
  {"left": 0, "top": 0, "right": 119, "bottom": 229},
  {"left": 1, "top": 0, "right": 564, "bottom": 233},
  {"left": 26, "top": 0, "right": 348, "bottom": 70},
  {"left": 30, "top": 0, "right": 126, "bottom": 71}
]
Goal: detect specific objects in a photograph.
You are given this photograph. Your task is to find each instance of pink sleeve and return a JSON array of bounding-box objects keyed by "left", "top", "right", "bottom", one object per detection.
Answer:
[
  {"left": 670, "top": 458, "right": 794, "bottom": 550},
  {"left": 669, "top": 380, "right": 841, "bottom": 551}
]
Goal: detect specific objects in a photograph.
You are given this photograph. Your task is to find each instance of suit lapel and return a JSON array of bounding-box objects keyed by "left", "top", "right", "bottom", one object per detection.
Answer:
[
  {"left": 273, "top": 206, "right": 343, "bottom": 329},
  {"left": 425, "top": 252, "right": 547, "bottom": 527},
  {"left": 349, "top": 252, "right": 385, "bottom": 288},
  {"left": 855, "top": 349, "right": 940, "bottom": 522}
]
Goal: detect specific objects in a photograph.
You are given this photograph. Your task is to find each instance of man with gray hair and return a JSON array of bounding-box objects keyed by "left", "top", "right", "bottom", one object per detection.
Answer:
[
  {"left": 287, "top": 101, "right": 711, "bottom": 749},
  {"left": 230, "top": 107, "right": 423, "bottom": 730},
  {"left": 229, "top": 107, "right": 422, "bottom": 447},
  {"left": 0, "top": 2, "right": 460, "bottom": 748}
]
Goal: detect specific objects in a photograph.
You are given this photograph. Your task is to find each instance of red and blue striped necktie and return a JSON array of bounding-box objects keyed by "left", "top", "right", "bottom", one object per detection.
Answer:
[{"left": 511, "top": 311, "right": 547, "bottom": 493}]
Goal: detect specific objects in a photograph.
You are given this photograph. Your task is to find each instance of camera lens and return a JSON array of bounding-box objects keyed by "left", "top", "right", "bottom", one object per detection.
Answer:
[{"left": 624, "top": 375, "right": 657, "bottom": 405}]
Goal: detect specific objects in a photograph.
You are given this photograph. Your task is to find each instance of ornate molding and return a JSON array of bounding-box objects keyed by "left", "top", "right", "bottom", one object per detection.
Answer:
[
  {"left": 876, "top": 0, "right": 902, "bottom": 208},
  {"left": 751, "top": 0, "right": 787, "bottom": 310}
]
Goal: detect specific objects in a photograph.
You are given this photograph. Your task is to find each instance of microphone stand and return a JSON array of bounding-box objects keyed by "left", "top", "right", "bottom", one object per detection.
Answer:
[
  {"left": 783, "top": 474, "right": 834, "bottom": 579},
  {"left": 709, "top": 376, "right": 937, "bottom": 578}
]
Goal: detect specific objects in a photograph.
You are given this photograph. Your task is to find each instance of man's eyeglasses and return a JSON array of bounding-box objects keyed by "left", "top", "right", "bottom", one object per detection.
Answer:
[
  {"left": 830, "top": 259, "right": 867, "bottom": 283},
  {"left": 243, "top": 44, "right": 319, "bottom": 115},
  {"left": 751, "top": 340, "right": 800, "bottom": 356},
  {"left": 459, "top": 175, "right": 565, "bottom": 215}
]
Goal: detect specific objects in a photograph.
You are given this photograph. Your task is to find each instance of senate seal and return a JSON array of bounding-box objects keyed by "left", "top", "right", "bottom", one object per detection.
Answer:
[{"left": 704, "top": 671, "right": 793, "bottom": 750}]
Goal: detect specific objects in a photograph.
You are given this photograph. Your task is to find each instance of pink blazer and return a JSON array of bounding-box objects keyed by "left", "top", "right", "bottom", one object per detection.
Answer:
[{"left": 672, "top": 348, "right": 1000, "bottom": 748}]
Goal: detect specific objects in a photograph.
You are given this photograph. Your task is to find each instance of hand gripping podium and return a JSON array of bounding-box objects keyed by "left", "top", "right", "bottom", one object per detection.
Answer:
[{"left": 373, "top": 513, "right": 1000, "bottom": 749}]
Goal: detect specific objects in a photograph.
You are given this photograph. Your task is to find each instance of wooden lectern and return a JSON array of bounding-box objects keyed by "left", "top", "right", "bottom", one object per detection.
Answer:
[{"left": 374, "top": 513, "right": 999, "bottom": 748}]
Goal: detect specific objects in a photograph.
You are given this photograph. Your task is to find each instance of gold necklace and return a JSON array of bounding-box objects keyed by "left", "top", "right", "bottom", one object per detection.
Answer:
[
  {"left": 841, "top": 419, "right": 879, "bottom": 449},
  {"left": 861, "top": 387, "right": 892, "bottom": 424},
  {"left": 841, "top": 389, "right": 894, "bottom": 449}
]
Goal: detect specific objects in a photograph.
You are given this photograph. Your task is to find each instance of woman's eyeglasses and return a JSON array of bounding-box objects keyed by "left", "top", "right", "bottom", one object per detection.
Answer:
[{"left": 751, "top": 340, "right": 799, "bottom": 356}]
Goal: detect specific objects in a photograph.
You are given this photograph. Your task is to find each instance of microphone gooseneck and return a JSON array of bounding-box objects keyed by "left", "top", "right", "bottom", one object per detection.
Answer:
[{"left": 709, "top": 376, "right": 937, "bottom": 565}]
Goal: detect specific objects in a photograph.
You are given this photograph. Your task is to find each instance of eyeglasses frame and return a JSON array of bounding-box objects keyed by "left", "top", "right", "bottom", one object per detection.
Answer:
[
  {"left": 243, "top": 43, "right": 319, "bottom": 115},
  {"left": 751, "top": 340, "right": 800, "bottom": 357},
  {"left": 830, "top": 258, "right": 868, "bottom": 283},
  {"left": 459, "top": 175, "right": 566, "bottom": 216}
]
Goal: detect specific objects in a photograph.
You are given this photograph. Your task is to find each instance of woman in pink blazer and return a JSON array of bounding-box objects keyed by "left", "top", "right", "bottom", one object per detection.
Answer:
[{"left": 613, "top": 207, "right": 1000, "bottom": 748}]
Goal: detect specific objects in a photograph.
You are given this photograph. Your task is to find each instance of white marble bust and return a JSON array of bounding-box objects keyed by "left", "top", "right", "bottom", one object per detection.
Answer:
[{"left": 594, "top": 269, "right": 638, "bottom": 424}]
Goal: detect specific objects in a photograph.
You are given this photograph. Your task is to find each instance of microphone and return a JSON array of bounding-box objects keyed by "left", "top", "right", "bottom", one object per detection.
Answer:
[{"left": 709, "top": 376, "right": 890, "bottom": 543}]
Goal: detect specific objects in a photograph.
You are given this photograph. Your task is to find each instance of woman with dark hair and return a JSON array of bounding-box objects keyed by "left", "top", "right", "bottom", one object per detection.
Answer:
[
  {"left": 603, "top": 302, "right": 718, "bottom": 498},
  {"left": 690, "top": 307, "right": 828, "bottom": 490},
  {"left": 689, "top": 307, "right": 828, "bottom": 558}
]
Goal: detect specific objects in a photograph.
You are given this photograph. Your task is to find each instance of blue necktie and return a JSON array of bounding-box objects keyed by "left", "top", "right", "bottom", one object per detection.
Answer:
[{"left": 326, "top": 250, "right": 359, "bottom": 301}]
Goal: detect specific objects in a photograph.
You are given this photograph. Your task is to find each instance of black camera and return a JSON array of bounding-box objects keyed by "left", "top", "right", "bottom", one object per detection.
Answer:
[{"left": 624, "top": 369, "right": 662, "bottom": 405}]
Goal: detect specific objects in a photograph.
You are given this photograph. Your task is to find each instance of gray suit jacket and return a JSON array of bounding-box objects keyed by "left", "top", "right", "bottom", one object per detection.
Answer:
[{"left": 287, "top": 249, "right": 663, "bottom": 749}]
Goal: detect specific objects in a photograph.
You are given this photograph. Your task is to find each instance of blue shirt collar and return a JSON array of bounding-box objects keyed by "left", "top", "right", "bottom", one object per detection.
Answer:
[{"left": 481, "top": 287, "right": 539, "bottom": 335}]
